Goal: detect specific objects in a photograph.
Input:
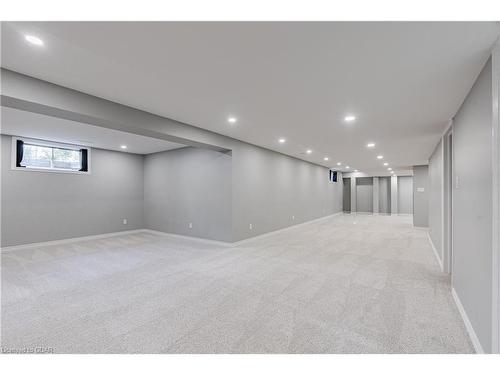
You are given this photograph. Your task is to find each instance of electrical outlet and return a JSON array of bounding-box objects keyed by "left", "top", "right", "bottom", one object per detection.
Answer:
[
  {"left": 188, "top": 222, "right": 193, "bottom": 229},
  {"left": 122, "top": 218, "right": 127, "bottom": 225},
  {"left": 249, "top": 223, "right": 253, "bottom": 230}
]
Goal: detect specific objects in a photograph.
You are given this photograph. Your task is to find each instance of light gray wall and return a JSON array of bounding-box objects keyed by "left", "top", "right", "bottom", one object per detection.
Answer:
[
  {"left": 378, "top": 177, "right": 391, "bottom": 214},
  {"left": 397, "top": 176, "right": 413, "bottom": 214},
  {"left": 343, "top": 177, "right": 351, "bottom": 212},
  {"left": 1, "top": 135, "right": 144, "bottom": 247},
  {"left": 428, "top": 139, "right": 444, "bottom": 261},
  {"left": 356, "top": 177, "right": 373, "bottom": 213},
  {"left": 452, "top": 58, "right": 493, "bottom": 352},
  {"left": 391, "top": 175, "right": 398, "bottom": 214},
  {"left": 1, "top": 69, "right": 344, "bottom": 244},
  {"left": 373, "top": 177, "right": 379, "bottom": 214},
  {"left": 231, "top": 142, "right": 342, "bottom": 241},
  {"left": 413, "top": 165, "right": 429, "bottom": 227},
  {"left": 351, "top": 177, "right": 357, "bottom": 212},
  {"left": 143, "top": 147, "right": 232, "bottom": 242}
]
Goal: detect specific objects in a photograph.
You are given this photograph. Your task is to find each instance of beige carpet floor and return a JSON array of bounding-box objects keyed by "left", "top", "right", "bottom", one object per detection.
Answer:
[{"left": 1, "top": 214, "right": 473, "bottom": 353}]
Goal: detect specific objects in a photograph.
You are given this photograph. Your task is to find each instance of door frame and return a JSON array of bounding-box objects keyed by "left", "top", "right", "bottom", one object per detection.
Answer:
[
  {"left": 443, "top": 126, "right": 453, "bottom": 275},
  {"left": 491, "top": 40, "right": 500, "bottom": 354}
]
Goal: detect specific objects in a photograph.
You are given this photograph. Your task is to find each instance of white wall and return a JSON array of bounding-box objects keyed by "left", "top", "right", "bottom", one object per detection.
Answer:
[{"left": 429, "top": 139, "right": 444, "bottom": 263}]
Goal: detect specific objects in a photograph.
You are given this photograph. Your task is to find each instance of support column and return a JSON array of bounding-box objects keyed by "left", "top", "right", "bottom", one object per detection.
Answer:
[
  {"left": 351, "top": 177, "right": 357, "bottom": 213},
  {"left": 373, "top": 177, "right": 379, "bottom": 214},
  {"left": 391, "top": 175, "right": 398, "bottom": 215}
]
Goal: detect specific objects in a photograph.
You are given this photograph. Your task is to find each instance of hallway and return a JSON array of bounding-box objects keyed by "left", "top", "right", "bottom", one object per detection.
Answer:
[{"left": 1, "top": 214, "right": 473, "bottom": 353}]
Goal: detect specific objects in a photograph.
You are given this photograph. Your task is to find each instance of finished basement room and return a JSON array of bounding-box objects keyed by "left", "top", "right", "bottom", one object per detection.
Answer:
[{"left": 1, "top": 20, "right": 500, "bottom": 364}]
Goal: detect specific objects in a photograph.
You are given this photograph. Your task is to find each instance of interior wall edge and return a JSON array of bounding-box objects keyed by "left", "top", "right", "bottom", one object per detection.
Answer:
[
  {"left": 452, "top": 288, "right": 485, "bottom": 354},
  {"left": 490, "top": 41, "right": 500, "bottom": 354},
  {"left": 427, "top": 232, "right": 444, "bottom": 272}
]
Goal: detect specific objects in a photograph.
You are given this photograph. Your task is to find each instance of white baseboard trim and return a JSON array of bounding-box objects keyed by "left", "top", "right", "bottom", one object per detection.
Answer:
[
  {"left": 141, "top": 229, "right": 231, "bottom": 247},
  {"left": 232, "top": 212, "right": 342, "bottom": 246},
  {"left": 0, "top": 213, "right": 345, "bottom": 252},
  {"left": 0, "top": 229, "right": 145, "bottom": 253},
  {"left": 451, "top": 288, "right": 485, "bottom": 354},
  {"left": 427, "top": 232, "right": 443, "bottom": 272}
]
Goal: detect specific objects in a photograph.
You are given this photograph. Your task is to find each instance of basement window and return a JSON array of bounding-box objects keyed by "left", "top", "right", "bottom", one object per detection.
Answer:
[{"left": 12, "top": 137, "right": 90, "bottom": 174}]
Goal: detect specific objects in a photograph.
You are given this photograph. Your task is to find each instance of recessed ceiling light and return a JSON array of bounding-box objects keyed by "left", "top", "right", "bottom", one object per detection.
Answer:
[
  {"left": 383, "top": 162, "right": 389, "bottom": 166},
  {"left": 337, "top": 162, "right": 341, "bottom": 166},
  {"left": 120, "top": 145, "right": 127, "bottom": 149},
  {"left": 388, "top": 168, "right": 392, "bottom": 171},
  {"left": 25, "top": 35, "right": 44, "bottom": 46},
  {"left": 390, "top": 171, "right": 394, "bottom": 174},
  {"left": 306, "top": 149, "right": 312, "bottom": 154},
  {"left": 344, "top": 115, "right": 356, "bottom": 122},
  {"left": 324, "top": 157, "right": 329, "bottom": 161},
  {"left": 366, "top": 143, "right": 375, "bottom": 148},
  {"left": 354, "top": 169, "right": 358, "bottom": 172},
  {"left": 346, "top": 166, "right": 350, "bottom": 169},
  {"left": 377, "top": 155, "right": 383, "bottom": 159},
  {"left": 278, "top": 138, "right": 286, "bottom": 143},
  {"left": 228, "top": 117, "right": 237, "bottom": 124}
]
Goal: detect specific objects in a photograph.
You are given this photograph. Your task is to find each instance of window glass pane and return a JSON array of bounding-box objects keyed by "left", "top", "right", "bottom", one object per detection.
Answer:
[
  {"left": 52, "top": 148, "right": 81, "bottom": 170},
  {"left": 22, "top": 144, "right": 53, "bottom": 168},
  {"left": 21, "top": 143, "right": 82, "bottom": 171}
]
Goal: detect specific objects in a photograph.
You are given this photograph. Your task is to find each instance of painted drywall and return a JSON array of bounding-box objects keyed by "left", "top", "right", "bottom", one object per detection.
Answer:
[
  {"left": 429, "top": 139, "right": 444, "bottom": 262},
  {"left": 143, "top": 147, "right": 232, "bottom": 242},
  {"left": 343, "top": 177, "right": 351, "bottom": 212},
  {"left": 1, "top": 135, "right": 144, "bottom": 247},
  {"left": 397, "top": 176, "right": 413, "bottom": 214},
  {"left": 351, "top": 177, "right": 357, "bottom": 212},
  {"left": 1, "top": 69, "right": 344, "bottom": 244},
  {"left": 452, "top": 58, "right": 493, "bottom": 353},
  {"left": 378, "top": 177, "right": 392, "bottom": 214},
  {"left": 356, "top": 177, "right": 373, "bottom": 213},
  {"left": 231, "top": 142, "right": 343, "bottom": 241},
  {"left": 373, "top": 177, "right": 379, "bottom": 214},
  {"left": 391, "top": 175, "right": 398, "bottom": 214},
  {"left": 413, "top": 166, "right": 429, "bottom": 227}
]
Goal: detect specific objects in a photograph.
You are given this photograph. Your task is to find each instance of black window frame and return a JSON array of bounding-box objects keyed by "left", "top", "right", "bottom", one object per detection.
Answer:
[
  {"left": 329, "top": 170, "right": 337, "bottom": 183},
  {"left": 13, "top": 137, "right": 90, "bottom": 174}
]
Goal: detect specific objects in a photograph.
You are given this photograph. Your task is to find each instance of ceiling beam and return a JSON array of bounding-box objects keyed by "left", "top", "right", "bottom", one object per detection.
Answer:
[{"left": 1, "top": 68, "right": 232, "bottom": 153}]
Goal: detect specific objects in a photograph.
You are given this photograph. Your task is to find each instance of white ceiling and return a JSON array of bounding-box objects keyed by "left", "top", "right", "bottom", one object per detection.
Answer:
[
  {"left": 1, "top": 22, "right": 499, "bottom": 174},
  {"left": 0, "top": 107, "right": 186, "bottom": 154}
]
